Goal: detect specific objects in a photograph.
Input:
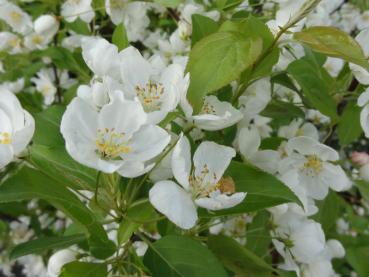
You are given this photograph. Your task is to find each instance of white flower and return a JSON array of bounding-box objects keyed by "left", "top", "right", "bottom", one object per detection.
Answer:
[
  {"left": 0, "top": 0, "right": 33, "bottom": 34},
  {"left": 357, "top": 11, "right": 369, "bottom": 30},
  {"left": 349, "top": 29, "right": 369, "bottom": 85},
  {"left": 359, "top": 163, "right": 369, "bottom": 183},
  {"left": 47, "top": 249, "right": 76, "bottom": 277},
  {"left": 306, "top": 109, "right": 330, "bottom": 125},
  {"left": 34, "top": 15, "right": 59, "bottom": 39},
  {"left": 24, "top": 32, "right": 50, "bottom": 50},
  {"left": 272, "top": 211, "right": 326, "bottom": 268},
  {"left": 60, "top": 97, "right": 170, "bottom": 177},
  {"left": 357, "top": 88, "right": 369, "bottom": 138},
  {"left": 105, "top": 0, "right": 129, "bottom": 25},
  {"left": 0, "top": 90, "right": 35, "bottom": 169},
  {"left": 185, "top": 95, "right": 243, "bottom": 131},
  {"left": 81, "top": 37, "right": 121, "bottom": 80},
  {"left": 0, "top": 32, "right": 23, "bottom": 54},
  {"left": 31, "top": 69, "right": 57, "bottom": 105},
  {"left": 61, "top": 0, "right": 95, "bottom": 23},
  {"left": 278, "top": 118, "right": 319, "bottom": 141},
  {"left": 0, "top": 78, "right": 24, "bottom": 94},
  {"left": 120, "top": 46, "right": 189, "bottom": 124},
  {"left": 279, "top": 136, "right": 351, "bottom": 200},
  {"left": 149, "top": 136, "right": 246, "bottom": 229},
  {"left": 238, "top": 78, "right": 271, "bottom": 120}
]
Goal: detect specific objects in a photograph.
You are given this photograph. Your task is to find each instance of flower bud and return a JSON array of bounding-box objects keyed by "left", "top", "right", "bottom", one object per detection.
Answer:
[
  {"left": 34, "top": 15, "right": 59, "bottom": 38},
  {"left": 350, "top": 151, "right": 369, "bottom": 166}
]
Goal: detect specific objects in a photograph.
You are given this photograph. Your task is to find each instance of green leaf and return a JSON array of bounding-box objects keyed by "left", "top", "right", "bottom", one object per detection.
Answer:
[
  {"left": 200, "top": 161, "right": 301, "bottom": 217},
  {"left": 10, "top": 234, "right": 85, "bottom": 260},
  {"left": 246, "top": 211, "right": 272, "bottom": 257},
  {"left": 261, "top": 100, "right": 305, "bottom": 120},
  {"left": 60, "top": 262, "right": 107, "bottom": 277},
  {"left": 65, "top": 19, "right": 91, "bottom": 35},
  {"left": 186, "top": 32, "right": 262, "bottom": 113},
  {"left": 144, "top": 235, "right": 227, "bottom": 277},
  {"left": 338, "top": 101, "right": 362, "bottom": 145},
  {"left": 112, "top": 23, "right": 129, "bottom": 51},
  {"left": 294, "top": 26, "right": 369, "bottom": 71},
  {"left": 191, "top": 14, "right": 219, "bottom": 46},
  {"left": 208, "top": 235, "right": 274, "bottom": 276},
  {"left": 0, "top": 167, "right": 116, "bottom": 259},
  {"left": 219, "top": 17, "right": 279, "bottom": 80},
  {"left": 346, "top": 247, "right": 369, "bottom": 277},
  {"left": 154, "top": 0, "right": 183, "bottom": 7},
  {"left": 356, "top": 180, "right": 369, "bottom": 204},
  {"left": 311, "top": 192, "right": 340, "bottom": 234},
  {"left": 287, "top": 58, "right": 338, "bottom": 120},
  {"left": 118, "top": 200, "right": 158, "bottom": 244}
]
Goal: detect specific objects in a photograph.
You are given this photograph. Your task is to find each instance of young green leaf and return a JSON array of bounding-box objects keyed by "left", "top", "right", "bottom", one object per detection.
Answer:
[
  {"left": 186, "top": 32, "right": 262, "bottom": 113},
  {"left": 112, "top": 23, "right": 129, "bottom": 51},
  {"left": 143, "top": 235, "right": 227, "bottom": 277},
  {"left": 294, "top": 26, "right": 369, "bottom": 71}
]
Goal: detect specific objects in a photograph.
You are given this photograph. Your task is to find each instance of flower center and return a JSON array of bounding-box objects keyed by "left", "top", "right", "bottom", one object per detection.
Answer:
[
  {"left": 301, "top": 155, "right": 323, "bottom": 176},
  {"left": 201, "top": 102, "right": 216, "bottom": 115},
  {"left": 189, "top": 165, "right": 235, "bottom": 198},
  {"left": 0, "top": 132, "right": 11, "bottom": 145},
  {"left": 10, "top": 11, "right": 22, "bottom": 24},
  {"left": 95, "top": 128, "right": 131, "bottom": 159},
  {"left": 135, "top": 81, "right": 164, "bottom": 113},
  {"left": 31, "top": 35, "right": 43, "bottom": 45}
]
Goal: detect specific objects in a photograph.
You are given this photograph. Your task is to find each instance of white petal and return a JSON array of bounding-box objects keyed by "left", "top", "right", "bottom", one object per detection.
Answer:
[
  {"left": 286, "top": 136, "right": 339, "bottom": 161},
  {"left": 237, "top": 126, "right": 260, "bottom": 159},
  {"left": 193, "top": 141, "right": 235, "bottom": 184},
  {"left": 0, "top": 144, "right": 14, "bottom": 169},
  {"left": 321, "top": 163, "right": 351, "bottom": 192},
  {"left": 250, "top": 150, "right": 280, "bottom": 174},
  {"left": 193, "top": 96, "right": 243, "bottom": 131},
  {"left": 124, "top": 125, "right": 170, "bottom": 162},
  {"left": 118, "top": 160, "right": 154, "bottom": 178},
  {"left": 149, "top": 180, "right": 197, "bottom": 229},
  {"left": 195, "top": 191, "right": 246, "bottom": 211},
  {"left": 357, "top": 88, "right": 369, "bottom": 107},
  {"left": 98, "top": 98, "right": 146, "bottom": 137},
  {"left": 360, "top": 105, "right": 369, "bottom": 138},
  {"left": 11, "top": 110, "right": 35, "bottom": 155},
  {"left": 172, "top": 135, "right": 191, "bottom": 190}
]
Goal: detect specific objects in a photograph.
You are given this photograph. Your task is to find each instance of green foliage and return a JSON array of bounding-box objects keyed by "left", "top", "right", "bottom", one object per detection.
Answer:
[
  {"left": 143, "top": 235, "right": 227, "bottom": 277},
  {"left": 186, "top": 31, "right": 262, "bottom": 112},
  {"left": 338, "top": 101, "right": 363, "bottom": 145},
  {"left": 287, "top": 58, "right": 338, "bottom": 120},
  {"left": 112, "top": 23, "right": 129, "bottom": 51},
  {"left": 294, "top": 26, "right": 369, "bottom": 71},
  {"left": 10, "top": 234, "right": 85, "bottom": 260},
  {"left": 191, "top": 15, "right": 219, "bottom": 46},
  {"left": 208, "top": 235, "right": 275, "bottom": 276},
  {"left": 60, "top": 262, "right": 107, "bottom": 277},
  {"left": 0, "top": 167, "right": 116, "bottom": 259}
]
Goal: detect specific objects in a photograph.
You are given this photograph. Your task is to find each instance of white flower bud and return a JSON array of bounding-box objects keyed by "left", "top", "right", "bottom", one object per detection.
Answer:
[{"left": 34, "top": 15, "right": 59, "bottom": 38}]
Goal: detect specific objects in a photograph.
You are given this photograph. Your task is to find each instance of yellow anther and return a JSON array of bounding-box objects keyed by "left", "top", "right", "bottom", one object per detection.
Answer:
[
  {"left": 135, "top": 80, "right": 165, "bottom": 112},
  {"left": 302, "top": 155, "right": 323, "bottom": 176},
  {"left": 0, "top": 132, "right": 12, "bottom": 145},
  {"left": 10, "top": 11, "right": 22, "bottom": 24},
  {"left": 95, "top": 128, "right": 130, "bottom": 159}
]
